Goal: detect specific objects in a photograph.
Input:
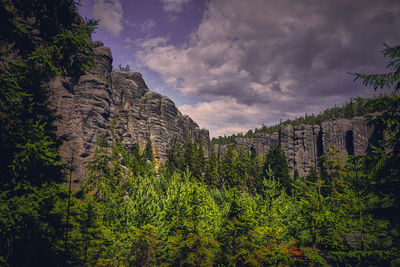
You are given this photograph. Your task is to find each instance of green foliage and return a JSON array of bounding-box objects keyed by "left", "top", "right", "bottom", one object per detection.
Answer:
[
  {"left": 52, "top": 23, "right": 95, "bottom": 78},
  {"left": 218, "top": 189, "right": 256, "bottom": 266},
  {"left": 240, "top": 226, "right": 292, "bottom": 266},
  {"left": 351, "top": 43, "right": 400, "bottom": 262},
  {"left": 117, "top": 224, "right": 160, "bottom": 266},
  {"left": 2, "top": 1, "right": 399, "bottom": 264},
  {"left": 163, "top": 139, "right": 206, "bottom": 181},
  {"left": 159, "top": 177, "right": 220, "bottom": 266},
  {"left": 352, "top": 44, "right": 400, "bottom": 90},
  {"left": 0, "top": 0, "right": 98, "bottom": 265},
  {"left": 0, "top": 0, "right": 100, "bottom": 265},
  {"left": 118, "top": 64, "right": 131, "bottom": 72},
  {"left": 143, "top": 139, "right": 155, "bottom": 163},
  {"left": 211, "top": 96, "right": 379, "bottom": 146},
  {"left": 263, "top": 146, "right": 291, "bottom": 193},
  {"left": 71, "top": 194, "right": 112, "bottom": 266}
]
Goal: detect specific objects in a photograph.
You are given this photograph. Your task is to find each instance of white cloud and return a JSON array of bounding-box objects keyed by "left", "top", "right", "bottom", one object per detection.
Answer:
[
  {"left": 140, "top": 37, "right": 170, "bottom": 49},
  {"left": 138, "top": 0, "right": 400, "bottom": 137},
  {"left": 159, "top": 0, "right": 192, "bottom": 13},
  {"left": 124, "top": 37, "right": 135, "bottom": 44},
  {"left": 178, "top": 98, "right": 285, "bottom": 138},
  {"left": 125, "top": 19, "right": 156, "bottom": 36},
  {"left": 140, "top": 19, "right": 156, "bottom": 35},
  {"left": 93, "top": 0, "right": 123, "bottom": 36}
]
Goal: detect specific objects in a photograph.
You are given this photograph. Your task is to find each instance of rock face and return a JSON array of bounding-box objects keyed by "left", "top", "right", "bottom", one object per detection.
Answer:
[
  {"left": 52, "top": 41, "right": 209, "bottom": 189},
  {"left": 215, "top": 118, "right": 379, "bottom": 177},
  {"left": 110, "top": 71, "right": 210, "bottom": 161},
  {"left": 51, "top": 35, "right": 378, "bottom": 186}
]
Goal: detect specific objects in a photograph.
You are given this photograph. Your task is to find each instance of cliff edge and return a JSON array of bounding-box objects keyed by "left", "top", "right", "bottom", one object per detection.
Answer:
[{"left": 51, "top": 41, "right": 209, "bottom": 188}]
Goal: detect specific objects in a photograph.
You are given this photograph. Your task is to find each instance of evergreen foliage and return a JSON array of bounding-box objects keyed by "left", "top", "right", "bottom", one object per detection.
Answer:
[
  {"left": 1, "top": 1, "right": 399, "bottom": 265},
  {"left": 0, "top": 0, "right": 96, "bottom": 265},
  {"left": 263, "top": 146, "right": 291, "bottom": 193},
  {"left": 211, "top": 95, "right": 394, "bottom": 145},
  {"left": 118, "top": 64, "right": 131, "bottom": 72}
]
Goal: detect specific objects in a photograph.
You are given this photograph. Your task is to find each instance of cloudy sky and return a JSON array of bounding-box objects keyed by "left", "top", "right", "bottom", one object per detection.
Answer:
[{"left": 79, "top": 0, "right": 400, "bottom": 138}]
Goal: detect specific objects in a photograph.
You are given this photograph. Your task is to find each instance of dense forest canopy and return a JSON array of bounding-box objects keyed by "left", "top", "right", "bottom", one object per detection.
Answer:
[{"left": 1, "top": 0, "right": 400, "bottom": 266}]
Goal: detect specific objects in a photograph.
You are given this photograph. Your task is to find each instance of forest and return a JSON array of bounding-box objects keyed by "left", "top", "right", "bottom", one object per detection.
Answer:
[{"left": 1, "top": 0, "right": 400, "bottom": 266}]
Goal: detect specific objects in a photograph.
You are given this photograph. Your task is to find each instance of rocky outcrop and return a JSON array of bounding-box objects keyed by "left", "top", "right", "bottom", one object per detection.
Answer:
[
  {"left": 52, "top": 39, "right": 379, "bottom": 186},
  {"left": 215, "top": 117, "right": 379, "bottom": 177},
  {"left": 278, "top": 124, "right": 321, "bottom": 176},
  {"left": 52, "top": 41, "right": 209, "bottom": 189},
  {"left": 110, "top": 71, "right": 210, "bottom": 161},
  {"left": 50, "top": 25, "right": 377, "bottom": 186}
]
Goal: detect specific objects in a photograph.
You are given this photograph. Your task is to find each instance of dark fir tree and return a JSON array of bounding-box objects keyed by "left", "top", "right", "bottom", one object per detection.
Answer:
[
  {"left": 143, "top": 139, "right": 155, "bottom": 163},
  {"left": 352, "top": 43, "right": 400, "bottom": 261},
  {"left": 263, "top": 146, "right": 291, "bottom": 193},
  {"left": 0, "top": 0, "right": 96, "bottom": 265}
]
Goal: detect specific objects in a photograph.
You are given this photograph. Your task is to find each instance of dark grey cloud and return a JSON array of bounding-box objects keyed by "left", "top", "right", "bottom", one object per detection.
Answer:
[{"left": 137, "top": 0, "right": 400, "bottom": 136}]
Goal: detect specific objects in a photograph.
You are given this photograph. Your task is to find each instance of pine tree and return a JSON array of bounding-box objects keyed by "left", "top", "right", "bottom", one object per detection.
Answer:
[
  {"left": 73, "top": 194, "right": 111, "bottom": 266},
  {"left": 205, "top": 147, "right": 221, "bottom": 186},
  {"left": 143, "top": 139, "right": 155, "bottom": 163},
  {"left": 160, "top": 173, "right": 219, "bottom": 266},
  {"left": 264, "top": 146, "right": 291, "bottom": 193},
  {"left": 218, "top": 189, "right": 255, "bottom": 266},
  {"left": 351, "top": 43, "right": 400, "bottom": 264},
  {"left": 0, "top": 0, "right": 96, "bottom": 264}
]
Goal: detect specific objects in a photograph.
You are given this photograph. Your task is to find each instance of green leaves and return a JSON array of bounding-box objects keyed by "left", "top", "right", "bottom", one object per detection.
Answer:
[
  {"left": 351, "top": 44, "right": 400, "bottom": 90},
  {"left": 52, "top": 24, "right": 94, "bottom": 78},
  {"left": 0, "top": 1, "right": 98, "bottom": 264}
]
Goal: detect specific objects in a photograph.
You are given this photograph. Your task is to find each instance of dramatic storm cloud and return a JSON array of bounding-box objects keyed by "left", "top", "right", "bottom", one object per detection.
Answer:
[
  {"left": 137, "top": 0, "right": 400, "bottom": 137},
  {"left": 79, "top": 0, "right": 400, "bottom": 137}
]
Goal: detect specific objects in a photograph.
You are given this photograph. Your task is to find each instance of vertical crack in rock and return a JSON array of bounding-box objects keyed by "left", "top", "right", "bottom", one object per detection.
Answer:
[
  {"left": 52, "top": 39, "right": 379, "bottom": 186},
  {"left": 52, "top": 41, "right": 209, "bottom": 189},
  {"left": 214, "top": 117, "right": 377, "bottom": 177}
]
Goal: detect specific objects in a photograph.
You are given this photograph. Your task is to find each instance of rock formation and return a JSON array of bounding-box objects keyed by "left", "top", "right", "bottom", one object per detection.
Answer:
[
  {"left": 215, "top": 117, "right": 379, "bottom": 177},
  {"left": 51, "top": 41, "right": 209, "bottom": 189},
  {"left": 49, "top": 22, "right": 378, "bottom": 186},
  {"left": 52, "top": 39, "right": 379, "bottom": 185}
]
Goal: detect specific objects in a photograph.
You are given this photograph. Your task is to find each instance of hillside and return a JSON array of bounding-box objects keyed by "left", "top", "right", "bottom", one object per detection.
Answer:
[
  {"left": 1, "top": 1, "right": 399, "bottom": 266},
  {"left": 212, "top": 97, "right": 382, "bottom": 144},
  {"left": 211, "top": 97, "right": 398, "bottom": 176}
]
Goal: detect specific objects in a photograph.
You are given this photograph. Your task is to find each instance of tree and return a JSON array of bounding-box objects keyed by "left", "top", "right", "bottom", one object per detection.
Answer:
[
  {"left": 160, "top": 174, "right": 219, "bottom": 266},
  {"left": 0, "top": 1, "right": 96, "bottom": 265},
  {"left": 204, "top": 146, "right": 221, "bottom": 186},
  {"left": 73, "top": 194, "right": 111, "bottom": 266},
  {"left": 118, "top": 224, "right": 160, "bottom": 266},
  {"left": 218, "top": 189, "right": 255, "bottom": 266},
  {"left": 351, "top": 43, "right": 400, "bottom": 263},
  {"left": 143, "top": 139, "right": 154, "bottom": 163},
  {"left": 264, "top": 146, "right": 291, "bottom": 193},
  {"left": 118, "top": 64, "right": 131, "bottom": 72}
]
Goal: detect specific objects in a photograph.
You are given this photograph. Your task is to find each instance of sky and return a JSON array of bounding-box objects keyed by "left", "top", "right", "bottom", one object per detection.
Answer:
[{"left": 78, "top": 0, "right": 400, "bottom": 138}]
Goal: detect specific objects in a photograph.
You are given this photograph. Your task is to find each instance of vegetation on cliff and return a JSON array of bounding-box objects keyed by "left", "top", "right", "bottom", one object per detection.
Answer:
[
  {"left": 0, "top": 0, "right": 96, "bottom": 265},
  {"left": 212, "top": 94, "right": 398, "bottom": 145},
  {"left": 1, "top": 0, "right": 399, "bottom": 265}
]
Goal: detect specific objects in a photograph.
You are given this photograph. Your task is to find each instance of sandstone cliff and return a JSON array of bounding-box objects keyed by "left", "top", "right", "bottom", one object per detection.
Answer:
[
  {"left": 215, "top": 117, "right": 380, "bottom": 177},
  {"left": 49, "top": 22, "right": 377, "bottom": 185},
  {"left": 52, "top": 41, "right": 209, "bottom": 188}
]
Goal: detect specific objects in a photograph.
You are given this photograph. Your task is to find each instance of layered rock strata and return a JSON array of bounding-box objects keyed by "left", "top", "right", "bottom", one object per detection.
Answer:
[
  {"left": 215, "top": 117, "right": 378, "bottom": 177},
  {"left": 52, "top": 41, "right": 209, "bottom": 189}
]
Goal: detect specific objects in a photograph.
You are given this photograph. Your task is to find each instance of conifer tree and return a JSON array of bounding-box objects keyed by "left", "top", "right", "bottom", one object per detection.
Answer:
[
  {"left": 351, "top": 43, "right": 400, "bottom": 263},
  {"left": 218, "top": 189, "right": 255, "bottom": 266},
  {"left": 143, "top": 139, "right": 155, "bottom": 163},
  {"left": 0, "top": 0, "right": 96, "bottom": 264},
  {"left": 264, "top": 146, "right": 291, "bottom": 193},
  {"left": 205, "top": 147, "right": 221, "bottom": 186}
]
